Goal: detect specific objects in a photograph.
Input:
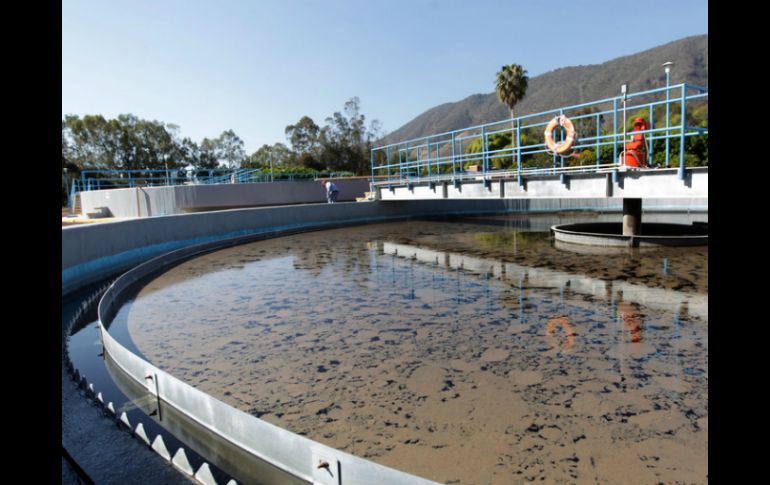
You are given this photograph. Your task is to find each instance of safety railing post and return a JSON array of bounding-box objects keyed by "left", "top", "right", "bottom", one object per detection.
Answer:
[
  {"left": 386, "top": 146, "right": 391, "bottom": 181},
  {"left": 370, "top": 150, "right": 374, "bottom": 186},
  {"left": 435, "top": 141, "right": 440, "bottom": 178},
  {"left": 613, "top": 99, "right": 618, "bottom": 167},
  {"left": 516, "top": 118, "right": 522, "bottom": 185},
  {"left": 481, "top": 125, "right": 488, "bottom": 174},
  {"left": 417, "top": 145, "right": 421, "bottom": 182},
  {"left": 404, "top": 142, "right": 408, "bottom": 180},
  {"left": 451, "top": 132, "right": 456, "bottom": 179},
  {"left": 595, "top": 112, "right": 601, "bottom": 168},
  {"left": 679, "top": 84, "right": 686, "bottom": 180},
  {"left": 649, "top": 103, "right": 655, "bottom": 166},
  {"left": 559, "top": 109, "right": 565, "bottom": 174},
  {"left": 552, "top": 113, "right": 558, "bottom": 173},
  {"left": 436, "top": 143, "right": 441, "bottom": 178},
  {"left": 459, "top": 138, "right": 463, "bottom": 175}
]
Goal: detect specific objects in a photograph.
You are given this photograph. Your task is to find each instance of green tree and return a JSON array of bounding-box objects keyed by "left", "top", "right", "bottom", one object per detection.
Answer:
[
  {"left": 691, "top": 103, "right": 708, "bottom": 128},
  {"left": 62, "top": 113, "right": 192, "bottom": 172},
  {"left": 495, "top": 64, "right": 528, "bottom": 167},
  {"left": 572, "top": 107, "right": 603, "bottom": 142},
  {"left": 63, "top": 114, "right": 117, "bottom": 168},
  {"left": 243, "top": 143, "right": 295, "bottom": 169},
  {"left": 465, "top": 133, "right": 514, "bottom": 169},
  {"left": 198, "top": 138, "right": 220, "bottom": 169},
  {"left": 285, "top": 116, "right": 321, "bottom": 157},
  {"left": 318, "top": 97, "right": 381, "bottom": 174},
  {"left": 132, "top": 118, "right": 183, "bottom": 171},
  {"left": 177, "top": 137, "right": 200, "bottom": 168},
  {"left": 216, "top": 130, "right": 246, "bottom": 169}
]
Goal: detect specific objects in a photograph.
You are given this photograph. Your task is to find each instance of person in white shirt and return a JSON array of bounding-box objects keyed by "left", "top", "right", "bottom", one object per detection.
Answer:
[{"left": 320, "top": 179, "right": 340, "bottom": 203}]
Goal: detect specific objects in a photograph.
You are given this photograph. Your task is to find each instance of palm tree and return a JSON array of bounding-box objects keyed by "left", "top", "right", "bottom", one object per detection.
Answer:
[
  {"left": 495, "top": 64, "right": 529, "bottom": 162},
  {"left": 496, "top": 64, "right": 529, "bottom": 121}
]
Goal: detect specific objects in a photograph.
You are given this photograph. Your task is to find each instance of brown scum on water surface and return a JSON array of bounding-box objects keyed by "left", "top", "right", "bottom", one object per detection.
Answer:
[{"left": 124, "top": 213, "right": 707, "bottom": 484}]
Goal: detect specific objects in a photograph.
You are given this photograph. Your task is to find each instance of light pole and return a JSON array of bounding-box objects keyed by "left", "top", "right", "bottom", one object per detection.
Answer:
[
  {"left": 621, "top": 83, "right": 628, "bottom": 149},
  {"left": 663, "top": 61, "right": 674, "bottom": 168}
]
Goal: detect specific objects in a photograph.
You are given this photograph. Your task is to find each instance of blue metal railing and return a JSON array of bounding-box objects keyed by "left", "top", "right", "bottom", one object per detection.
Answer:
[
  {"left": 370, "top": 82, "right": 708, "bottom": 184},
  {"left": 78, "top": 169, "right": 219, "bottom": 191},
  {"left": 74, "top": 168, "right": 354, "bottom": 195}
]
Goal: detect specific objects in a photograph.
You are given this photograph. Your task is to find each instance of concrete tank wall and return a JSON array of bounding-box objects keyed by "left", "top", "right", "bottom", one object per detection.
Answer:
[
  {"left": 62, "top": 200, "right": 502, "bottom": 294},
  {"left": 62, "top": 198, "right": 705, "bottom": 296},
  {"left": 378, "top": 168, "right": 708, "bottom": 201},
  {"left": 80, "top": 179, "right": 371, "bottom": 218},
  {"left": 62, "top": 197, "right": 707, "bottom": 484}
]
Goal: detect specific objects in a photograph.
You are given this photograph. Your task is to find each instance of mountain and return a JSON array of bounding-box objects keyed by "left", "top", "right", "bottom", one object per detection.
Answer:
[{"left": 380, "top": 34, "right": 707, "bottom": 145}]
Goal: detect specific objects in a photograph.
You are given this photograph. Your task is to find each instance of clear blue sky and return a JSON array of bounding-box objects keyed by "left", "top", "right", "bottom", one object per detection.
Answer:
[{"left": 62, "top": 0, "right": 707, "bottom": 154}]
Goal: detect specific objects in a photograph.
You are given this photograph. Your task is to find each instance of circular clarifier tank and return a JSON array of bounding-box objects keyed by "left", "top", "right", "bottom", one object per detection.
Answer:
[
  {"left": 118, "top": 213, "right": 708, "bottom": 484},
  {"left": 551, "top": 221, "right": 708, "bottom": 247}
]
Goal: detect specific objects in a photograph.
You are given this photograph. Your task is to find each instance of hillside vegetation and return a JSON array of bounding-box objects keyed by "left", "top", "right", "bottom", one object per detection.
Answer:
[{"left": 380, "top": 35, "right": 707, "bottom": 145}]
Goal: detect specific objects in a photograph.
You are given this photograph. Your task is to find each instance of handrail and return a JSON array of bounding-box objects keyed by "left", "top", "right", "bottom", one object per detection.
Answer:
[
  {"left": 371, "top": 82, "right": 708, "bottom": 183},
  {"left": 76, "top": 168, "right": 355, "bottom": 192}
]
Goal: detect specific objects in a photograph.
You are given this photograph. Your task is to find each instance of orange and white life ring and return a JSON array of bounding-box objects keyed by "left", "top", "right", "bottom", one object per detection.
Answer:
[
  {"left": 544, "top": 115, "right": 577, "bottom": 156},
  {"left": 546, "top": 315, "right": 575, "bottom": 352}
]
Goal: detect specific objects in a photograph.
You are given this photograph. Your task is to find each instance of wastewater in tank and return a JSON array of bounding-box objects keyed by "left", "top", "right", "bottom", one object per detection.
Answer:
[{"left": 118, "top": 212, "right": 707, "bottom": 485}]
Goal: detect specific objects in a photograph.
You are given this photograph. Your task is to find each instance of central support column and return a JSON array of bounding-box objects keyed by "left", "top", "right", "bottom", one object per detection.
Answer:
[{"left": 622, "top": 198, "right": 642, "bottom": 236}]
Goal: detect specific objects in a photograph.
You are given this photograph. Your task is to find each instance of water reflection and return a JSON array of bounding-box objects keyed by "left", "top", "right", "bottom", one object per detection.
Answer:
[
  {"left": 379, "top": 239, "right": 707, "bottom": 322},
  {"left": 122, "top": 214, "right": 707, "bottom": 485},
  {"left": 545, "top": 316, "right": 575, "bottom": 352},
  {"left": 618, "top": 302, "right": 644, "bottom": 343}
]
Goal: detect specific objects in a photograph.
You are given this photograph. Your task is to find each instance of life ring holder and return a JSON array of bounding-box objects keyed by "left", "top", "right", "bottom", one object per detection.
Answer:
[
  {"left": 544, "top": 115, "right": 577, "bottom": 156},
  {"left": 618, "top": 150, "right": 642, "bottom": 171}
]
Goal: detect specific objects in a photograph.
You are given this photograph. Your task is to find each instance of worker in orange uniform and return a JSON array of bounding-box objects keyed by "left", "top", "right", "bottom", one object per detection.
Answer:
[
  {"left": 618, "top": 302, "right": 644, "bottom": 342},
  {"left": 622, "top": 118, "right": 650, "bottom": 168}
]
